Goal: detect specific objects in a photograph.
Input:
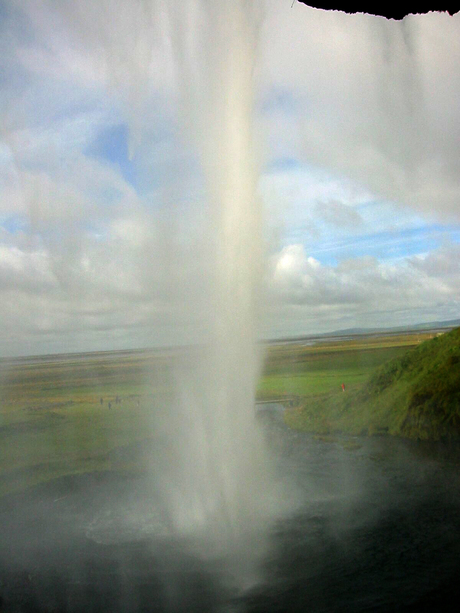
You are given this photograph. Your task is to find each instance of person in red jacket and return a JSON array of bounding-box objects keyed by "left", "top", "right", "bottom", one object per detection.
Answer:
[{"left": 341, "top": 383, "right": 345, "bottom": 392}]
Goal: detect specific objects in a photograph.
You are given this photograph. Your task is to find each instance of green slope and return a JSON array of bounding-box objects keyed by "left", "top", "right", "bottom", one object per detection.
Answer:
[{"left": 285, "top": 327, "right": 460, "bottom": 441}]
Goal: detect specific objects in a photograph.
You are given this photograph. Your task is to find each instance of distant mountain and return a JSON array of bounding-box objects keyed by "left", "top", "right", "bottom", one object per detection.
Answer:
[
  {"left": 270, "top": 318, "right": 460, "bottom": 344},
  {"left": 324, "top": 319, "right": 460, "bottom": 338},
  {"left": 408, "top": 318, "right": 460, "bottom": 330}
]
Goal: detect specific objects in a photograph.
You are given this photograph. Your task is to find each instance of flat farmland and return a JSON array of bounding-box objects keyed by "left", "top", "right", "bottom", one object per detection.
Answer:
[
  {"left": 0, "top": 331, "right": 437, "bottom": 495},
  {"left": 0, "top": 350, "right": 167, "bottom": 496},
  {"left": 258, "top": 332, "right": 435, "bottom": 401}
]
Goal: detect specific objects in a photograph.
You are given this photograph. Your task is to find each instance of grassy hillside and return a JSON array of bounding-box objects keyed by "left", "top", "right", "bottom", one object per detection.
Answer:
[{"left": 285, "top": 327, "right": 460, "bottom": 441}]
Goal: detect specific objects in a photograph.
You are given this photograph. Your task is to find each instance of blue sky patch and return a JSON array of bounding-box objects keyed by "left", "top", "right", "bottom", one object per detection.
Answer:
[
  {"left": 306, "top": 224, "right": 460, "bottom": 266},
  {"left": 1, "top": 214, "right": 28, "bottom": 235},
  {"left": 259, "top": 87, "right": 300, "bottom": 115},
  {"left": 266, "top": 157, "right": 302, "bottom": 173},
  {"left": 86, "top": 123, "right": 137, "bottom": 187}
]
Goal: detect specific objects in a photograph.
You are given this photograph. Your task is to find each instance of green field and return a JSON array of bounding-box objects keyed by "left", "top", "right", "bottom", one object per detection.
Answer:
[
  {"left": 0, "top": 331, "right": 437, "bottom": 496},
  {"left": 0, "top": 352, "right": 158, "bottom": 496},
  {"left": 258, "top": 332, "right": 433, "bottom": 401}
]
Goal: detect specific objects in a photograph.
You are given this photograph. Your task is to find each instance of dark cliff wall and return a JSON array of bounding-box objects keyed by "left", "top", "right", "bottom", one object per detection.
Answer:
[{"left": 296, "top": 1, "right": 459, "bottom": 20}]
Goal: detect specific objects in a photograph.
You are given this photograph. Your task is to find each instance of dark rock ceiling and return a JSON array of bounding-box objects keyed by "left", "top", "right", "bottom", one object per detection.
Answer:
[{"left": 296, "top": 1, "right": 459, "bottom": 20}]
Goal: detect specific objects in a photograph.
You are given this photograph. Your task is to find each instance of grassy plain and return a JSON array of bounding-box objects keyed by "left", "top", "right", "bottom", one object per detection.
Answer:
[
  {"left": 258, "top": 332, "right": 433, "bottom": 401},
  {"left": 0, "top": 331, "right": 437, "bottom": 496},
  {"left": 0, "top": 351, "right": 164, "bottom": 496}
]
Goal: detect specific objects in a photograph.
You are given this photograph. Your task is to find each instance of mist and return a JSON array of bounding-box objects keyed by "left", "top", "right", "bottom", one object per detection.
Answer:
[
  {"left": 3, "top": 0, "right": 287, "bottom": 591},
  {"left": 1, "top": 2, "right": 460, "bottom": 612}
]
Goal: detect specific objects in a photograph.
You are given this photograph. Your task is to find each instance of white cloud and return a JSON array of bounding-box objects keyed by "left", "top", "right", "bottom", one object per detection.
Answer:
[
  {"left": 408, "top": 244, "right": 460, "bottom": 278},
  {"left": 266, "top": 242, "right": 460, "bottom": 336},
  {"left": 314, "top": 199, "right": 363, "bottom": 230}
]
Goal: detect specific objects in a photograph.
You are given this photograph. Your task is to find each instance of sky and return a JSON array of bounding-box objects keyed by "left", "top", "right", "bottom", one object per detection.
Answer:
[{"left": 0, "top": 0, "right": 459, "bottom": 357}]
